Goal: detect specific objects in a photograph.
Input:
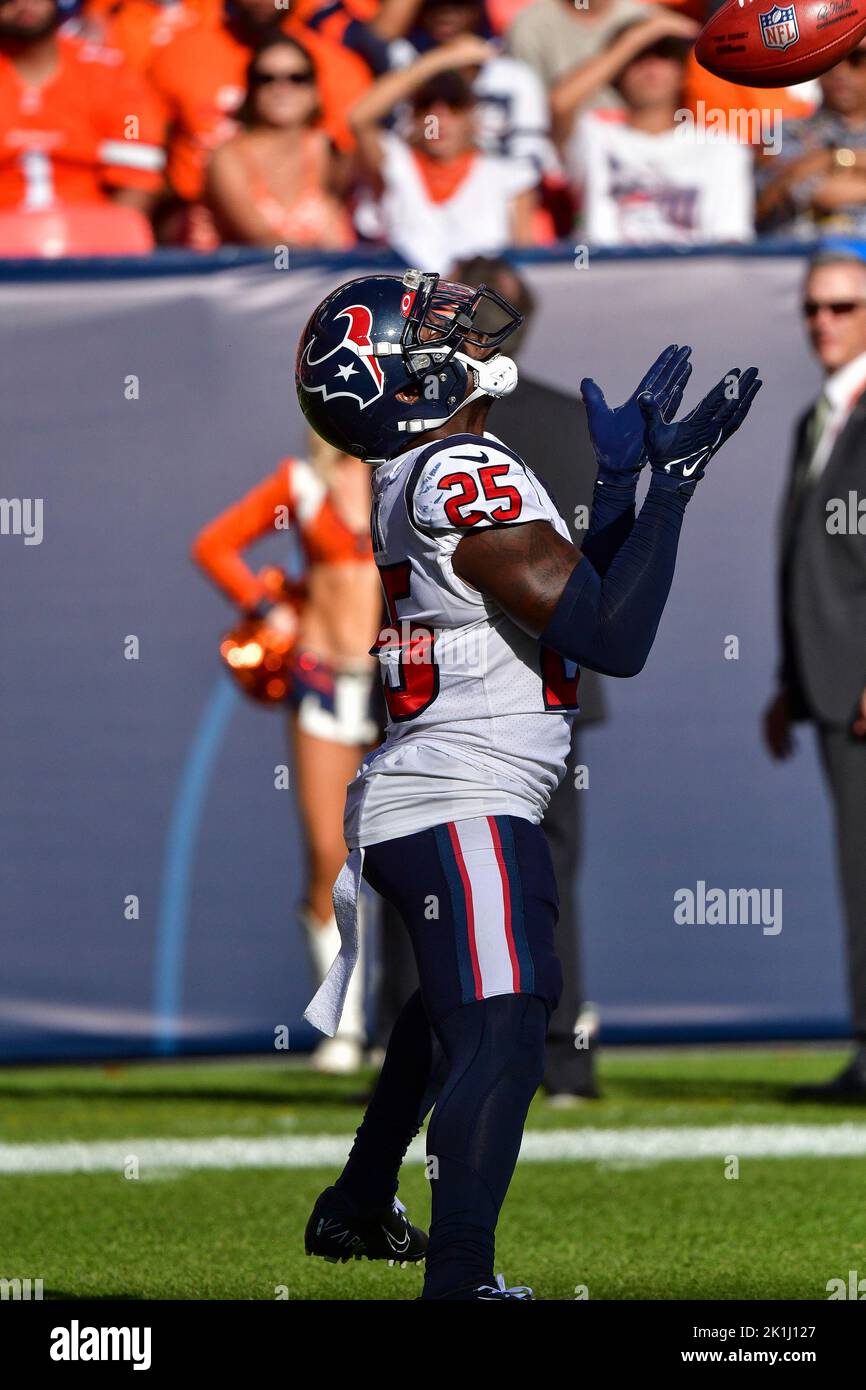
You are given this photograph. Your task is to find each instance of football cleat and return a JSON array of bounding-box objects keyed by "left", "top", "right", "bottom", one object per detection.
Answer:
[
  {"left": 427, "top": 1273, "right": 535, "bottom": 1300},
  {"left": 304, "top": 1186, "right": 427, "bottom": 1265}
]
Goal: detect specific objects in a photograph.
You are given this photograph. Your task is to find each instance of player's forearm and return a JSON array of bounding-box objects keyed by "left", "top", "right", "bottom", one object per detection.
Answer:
[
  {"left": 540, "top": 478, "right": 689, "bottom": 677},
  {"left": 580, "top": 477, "right": 638, "bottom": 576}
]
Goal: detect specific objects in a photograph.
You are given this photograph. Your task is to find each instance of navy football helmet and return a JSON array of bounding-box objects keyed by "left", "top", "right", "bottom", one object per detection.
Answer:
[{"left": 295, "top": 269, "right": 523, "bottom": 463}]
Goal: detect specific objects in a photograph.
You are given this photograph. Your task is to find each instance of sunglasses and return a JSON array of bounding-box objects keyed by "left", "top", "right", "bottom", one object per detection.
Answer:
[
  {"left": 638, "top": 38, "right": 690, "bottom": 61},
  {"left": 839, "top": 49, "right": 866, "bottom": 69},
  {"left": 251, "top": 70, "right": 315, "bottom": 87},
  {"left": 803, "top": 299, "right": 866, "bottom": 317}
]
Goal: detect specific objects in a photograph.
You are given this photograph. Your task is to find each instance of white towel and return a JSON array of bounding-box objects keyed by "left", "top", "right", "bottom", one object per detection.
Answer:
[{"left": 303, "top": 848, "right": 365, "bottom": 1037}]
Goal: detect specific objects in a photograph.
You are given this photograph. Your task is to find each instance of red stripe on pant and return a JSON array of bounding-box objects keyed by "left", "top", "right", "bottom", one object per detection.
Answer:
[{"left": 486, "top": 815, "right": 522, "bottom": 991}]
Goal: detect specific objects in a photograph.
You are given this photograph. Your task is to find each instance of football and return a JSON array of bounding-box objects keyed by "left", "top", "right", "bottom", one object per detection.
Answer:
[{"left": 695, "top": 0, "right": 866, "bottom": 87}]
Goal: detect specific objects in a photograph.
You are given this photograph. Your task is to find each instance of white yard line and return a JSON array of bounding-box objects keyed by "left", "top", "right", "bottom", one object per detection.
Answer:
[{"left": 1, "top": 1124, "right": 866, "bottom": 1176}]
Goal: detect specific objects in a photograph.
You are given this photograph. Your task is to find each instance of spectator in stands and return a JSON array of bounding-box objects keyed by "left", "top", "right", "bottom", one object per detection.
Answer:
[
  {"left": 756, "top": 41, "right": 866, "bottom": 238},
  {"left": 548, "top": 5, "right": 698, "bottom": 144},
  {"left": 290, "top": 0, "right": 423, "bottom": 75},
  {"left": 411, "top": 0, "right": 559, "bottom": 183},
  {"left": 0, "top": 0, "right": 165, "bottom": 217},
  {"left": 206, "top": 35, "right": 354, "bottom": 249},
  {"left": 79, "top": 0, "right": 220, "bottom": 73},
  {"left": 500, "top": 0, "right": 811, "bottom": 132},
  {"left": 567, "top": 22, "right": 753, "bottom": 246},
  {"left": 350, "top": 34, "right": 536, "bottom": 271},
  {"left": 87, "top": 0, "right": 423, "bottom": 80},
  {"left": 148, "top": 0, "right": 371, "bottom": 243},
  {"left": 506, "top": 0, "right": 657, "bottom": 114}
]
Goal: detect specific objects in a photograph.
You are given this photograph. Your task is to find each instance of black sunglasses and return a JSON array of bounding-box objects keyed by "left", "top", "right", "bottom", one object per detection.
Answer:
[
  {"left": 638, "top": 38, "right": 691, "bottom": 61},
  {"left": 251, "top": 70, "right": 315, "bottom": 87},
  {"left": 803, "top": 299, "right": 866, "bottom": 317}
]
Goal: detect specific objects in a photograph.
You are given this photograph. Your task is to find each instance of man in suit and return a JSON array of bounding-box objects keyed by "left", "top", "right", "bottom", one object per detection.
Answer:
[
  {"left": 375, "top": 257, "right": 606, "bottom": 1099},
  {"left": 765, "top": 249, "right": 866, "bottom": 1098}
]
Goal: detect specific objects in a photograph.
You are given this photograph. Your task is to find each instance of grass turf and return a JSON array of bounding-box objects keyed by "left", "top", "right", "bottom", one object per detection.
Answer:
[{"left": 1, "top": 1047, "right": 864, "bottom": 1300}]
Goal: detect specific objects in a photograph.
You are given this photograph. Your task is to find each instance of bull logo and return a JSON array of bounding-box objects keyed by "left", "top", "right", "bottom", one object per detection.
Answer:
[{"left": 301, "top": 304, "right": 385, "bottom": 409}]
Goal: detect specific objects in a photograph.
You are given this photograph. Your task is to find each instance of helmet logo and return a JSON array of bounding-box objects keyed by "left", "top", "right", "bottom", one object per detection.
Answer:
[{"left": 301, "top": 304, "right": 385, "bottom": 409}]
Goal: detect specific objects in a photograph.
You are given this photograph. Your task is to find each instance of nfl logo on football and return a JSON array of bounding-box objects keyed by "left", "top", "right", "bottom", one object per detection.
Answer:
[{"left": 759, "top": 3, "right": 800, "bottom": 50}]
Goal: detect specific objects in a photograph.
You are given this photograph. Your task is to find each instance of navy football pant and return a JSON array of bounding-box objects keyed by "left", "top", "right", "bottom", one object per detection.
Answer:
[{"left": 336, "top": 814, "right": 562, "bottom": 1296}]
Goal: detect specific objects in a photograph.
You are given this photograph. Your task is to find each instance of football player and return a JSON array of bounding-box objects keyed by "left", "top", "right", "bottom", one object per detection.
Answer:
[{"left": 295, "top": 269, "right": 761, "bottom": 1298}]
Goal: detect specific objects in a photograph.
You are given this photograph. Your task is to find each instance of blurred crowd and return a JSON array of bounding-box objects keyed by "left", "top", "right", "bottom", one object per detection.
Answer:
[{"left": 2, "top": 0, "right": 866, "bottom": 259}]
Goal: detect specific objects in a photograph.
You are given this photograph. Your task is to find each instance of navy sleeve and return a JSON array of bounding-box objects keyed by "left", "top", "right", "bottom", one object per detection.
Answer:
[
  {"left": 579, "top": 476, "right": 638, "bottom": 577},
  {"left": 540, "top": 477, "right": 689, "bottom": 678}
]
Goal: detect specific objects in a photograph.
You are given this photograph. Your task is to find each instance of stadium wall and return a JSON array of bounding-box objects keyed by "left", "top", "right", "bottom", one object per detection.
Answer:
[{"left": 0, "top": 245, "right": 848, "bottom": 1060}]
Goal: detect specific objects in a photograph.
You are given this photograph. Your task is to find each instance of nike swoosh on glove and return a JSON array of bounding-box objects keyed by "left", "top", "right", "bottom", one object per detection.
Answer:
[
  {"left": 580, "top": 344, "right": 693, "bottom": 482},
  {"left": 638, "top": 365, "right": 762, "bottom": 497}
]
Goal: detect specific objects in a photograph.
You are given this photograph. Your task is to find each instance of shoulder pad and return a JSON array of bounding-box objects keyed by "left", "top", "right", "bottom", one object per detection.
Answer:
[{"left": 407, "top": 433, "right": 553, "bottom": 534}]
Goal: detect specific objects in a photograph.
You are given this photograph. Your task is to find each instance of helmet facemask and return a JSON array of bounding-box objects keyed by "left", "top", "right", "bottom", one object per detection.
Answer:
[
  {"left": 400, "top": 272, "right": 524, "bottom": 375},
  {"left": 381, "top": 271, "right": 523, "bottom": 445}
]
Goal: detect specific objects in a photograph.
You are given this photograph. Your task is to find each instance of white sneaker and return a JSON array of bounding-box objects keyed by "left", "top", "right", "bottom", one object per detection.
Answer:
[{"left": 311, "top": 1036, "right": 363, "bottom": 1075}]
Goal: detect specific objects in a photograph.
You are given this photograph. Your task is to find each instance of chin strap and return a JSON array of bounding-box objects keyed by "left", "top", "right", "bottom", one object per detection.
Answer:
[
  {"left": 394, "top": 352, "right": 520, "bottom": 434},
  {"left": 464, "top": 351, "right": 519, "bottom": 399}
]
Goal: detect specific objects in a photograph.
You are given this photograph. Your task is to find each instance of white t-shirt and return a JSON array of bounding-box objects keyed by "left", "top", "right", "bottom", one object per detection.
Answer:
[
  {"left": 472, "top": 54, "right": 560, "bottom": 178},
  {"left": 392, "top": 49, "right": 560, "bottom": 179},
  {"left": 359, "top": 129, "right": 536, "bottom": 274},
  {"left": 343, "top": 430, "right": 578, "bottom": 848},
  {"left": 569, "top": 112, "right": 755, "bottom": 247}
]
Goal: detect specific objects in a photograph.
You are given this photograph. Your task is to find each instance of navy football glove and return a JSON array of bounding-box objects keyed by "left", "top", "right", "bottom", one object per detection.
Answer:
[
  {"left": 580, "top": 344, "right": 693, "bottom": 482},
  {"left": 638, "top": 365, "right": 762, "bottom": 497}
]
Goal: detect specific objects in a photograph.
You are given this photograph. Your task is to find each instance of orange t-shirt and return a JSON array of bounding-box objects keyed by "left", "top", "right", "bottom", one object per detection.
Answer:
[
  {"left": 192, "top": 458, "right": 373, "bottom": 612},
  {"left": 290, "top": 0, "right": 379, "bottom": 45},
  {"left": 0, "top": 34, "right": 166, "bottom": 210},
  {"left": 93, "top": 0, "right": 223, "bottom": 74},
  {"left": 149, "top": 16, "right": 371, "bottom": 202}
]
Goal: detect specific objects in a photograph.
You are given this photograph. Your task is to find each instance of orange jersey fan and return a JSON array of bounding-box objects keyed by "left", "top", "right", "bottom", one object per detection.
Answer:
[{"left": 0, "top": 35, "right": 166, "bottom": 209}]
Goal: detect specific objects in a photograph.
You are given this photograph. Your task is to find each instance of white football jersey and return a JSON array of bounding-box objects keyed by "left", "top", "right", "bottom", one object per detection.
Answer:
[{"left": 343, "top": 430, "right": 579, "bottom": 848}]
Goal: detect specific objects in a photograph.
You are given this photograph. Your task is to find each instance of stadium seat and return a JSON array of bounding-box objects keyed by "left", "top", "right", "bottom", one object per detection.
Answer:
[{"left": 0, "top": 203, "right": 155, "bottom": 257}]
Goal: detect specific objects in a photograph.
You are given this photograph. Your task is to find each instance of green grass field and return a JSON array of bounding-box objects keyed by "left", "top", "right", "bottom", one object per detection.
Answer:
[{"left": 2, "top": 1047, "right": 865, "bottom": 1301}]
